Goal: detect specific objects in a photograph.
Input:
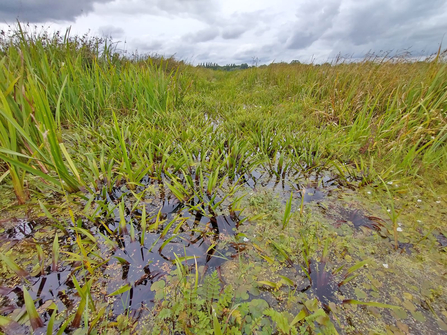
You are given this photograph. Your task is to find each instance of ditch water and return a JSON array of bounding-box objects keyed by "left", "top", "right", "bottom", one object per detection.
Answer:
[
  {"left": 0, "top": 172, "right": 249, "bottom": 329},
  {"left": 1, "top": 167, "right": 445, "bottom": 334},
  {"left": 0, "top": 168, "right": 371, "bottom": 319},
  {"left": 308, "top": 261, "right": 338, "bottom": 309}
]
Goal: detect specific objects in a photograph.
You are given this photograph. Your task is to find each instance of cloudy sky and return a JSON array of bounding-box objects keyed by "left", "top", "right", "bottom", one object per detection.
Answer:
[{"left": 1, "top": 0, "right": 446, "bottom": 64}]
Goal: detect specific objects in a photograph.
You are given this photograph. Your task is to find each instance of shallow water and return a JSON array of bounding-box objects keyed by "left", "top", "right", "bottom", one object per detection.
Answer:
[{"left": 1, "top": 167, "right": 446, "bottom": 334}]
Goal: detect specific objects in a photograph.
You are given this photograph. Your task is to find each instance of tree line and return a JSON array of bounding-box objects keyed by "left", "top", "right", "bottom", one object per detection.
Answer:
[{"left": 197, "top": 62, "right": 250, "bottom": 71}]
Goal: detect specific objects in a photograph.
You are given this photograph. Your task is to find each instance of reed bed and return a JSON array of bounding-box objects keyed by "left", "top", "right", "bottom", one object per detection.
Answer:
[{"left": 0, "top": 24, "right": 446, "bottom": 334}]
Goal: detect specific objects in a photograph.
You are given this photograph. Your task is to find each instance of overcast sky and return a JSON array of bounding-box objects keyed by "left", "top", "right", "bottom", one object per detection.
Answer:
[{"left": 1, "top": 0, "right": 446, "bottom": 64}]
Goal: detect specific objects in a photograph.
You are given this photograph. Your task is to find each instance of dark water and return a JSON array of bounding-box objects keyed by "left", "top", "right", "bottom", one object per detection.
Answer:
[{"left": 0, "top": 167, "right": 391, "bottom": 333}]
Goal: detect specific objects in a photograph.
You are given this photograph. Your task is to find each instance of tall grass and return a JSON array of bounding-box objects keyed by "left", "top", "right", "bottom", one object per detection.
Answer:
[
  {"left": 1, "top": 23, "right": 446, "bottom": 206},
  {"left": 203, "top": 52, "right": 447, "bottom": 180},
  {"left": 0, "top": 24, "right": 193, "bottom": 203},
  {"left": 1, "top": 24, "right": 447, "bottom": 334},
  {"left": 0, "top": 51, "right": 83, "bottom": 201}
]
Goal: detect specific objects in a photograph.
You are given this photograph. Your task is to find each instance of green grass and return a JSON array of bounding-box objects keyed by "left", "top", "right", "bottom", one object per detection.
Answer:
[{"left": 0, "top": 24, "right": 446, "bottom": 334}]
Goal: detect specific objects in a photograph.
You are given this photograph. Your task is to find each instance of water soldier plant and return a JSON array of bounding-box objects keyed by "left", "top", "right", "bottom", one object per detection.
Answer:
[{"left": 0, "top": 23, "right": 446, "bottom": 334}]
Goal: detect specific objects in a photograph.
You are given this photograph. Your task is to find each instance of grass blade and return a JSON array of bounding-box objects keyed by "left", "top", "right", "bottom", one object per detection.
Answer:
[
  {"left": 23, "top": 286, "right": 44, "bottom": 331},
  {"left": 0, "top": 254, "right": 29, "bottom": 278},
  {"left": 282, "top": 191, "right": 293, "bottom": 230},
  {"left": 52, "top": 234, "right": 59, "bottom": 272}
]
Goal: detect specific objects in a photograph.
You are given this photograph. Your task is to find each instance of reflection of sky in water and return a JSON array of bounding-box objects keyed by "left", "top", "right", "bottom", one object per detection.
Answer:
[
  {"left": 2, "top": 186, "right": 241, "bottom": 323},
  {"left": 338, "top": 208, "right": 381, "bottom": 230},
  {"left": 241, "top": 168, "right": 338, "bottom": 205},
  {"left": 5, "top": 219, "right": 38, "bottom": 240},
  {"left": 300, "top": 188, "right": 325, "bottom": 203},
  {"left": 309, "top": 262, "right": 337, "bottom": 307},
  {"left": 436, "top": 233, "right": 447, "bottom": 247},
  {"left": 0, "top": 169, "right": 349, "bottom": 325},
  {"left": 102, "top": 211, "right": 240, "bottom": 314},
  {"left": 30, "top": 271, "right": 72, "bottom": 312}
]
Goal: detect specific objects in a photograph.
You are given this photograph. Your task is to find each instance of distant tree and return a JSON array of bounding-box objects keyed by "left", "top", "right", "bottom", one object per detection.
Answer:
[
  {"left": 197, "top": 62, "right": 250, "bottom": 71},
  {"left": 291, "top": 60, "right": 301, "bottom": 64}
]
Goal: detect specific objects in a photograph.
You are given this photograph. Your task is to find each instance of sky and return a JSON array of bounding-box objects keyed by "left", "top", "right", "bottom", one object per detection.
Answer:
[{"left": 1, "top": 0, "right": 447, "bottom": 65}]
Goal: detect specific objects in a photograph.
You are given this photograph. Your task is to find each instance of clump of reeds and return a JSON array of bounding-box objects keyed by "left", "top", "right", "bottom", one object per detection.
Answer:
[{"left": 0, "top": 23, "right": 193, "bottom": 203}]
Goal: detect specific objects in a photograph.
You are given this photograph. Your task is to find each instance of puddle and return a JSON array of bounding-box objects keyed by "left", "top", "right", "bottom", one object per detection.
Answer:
[
  {"left": 242, "top": 168, "right": 340, "bottom": 207},
  {"left": 3, "top": 218, "right": 43, "bottom": 240},
  {"left": 242, "top": 170, "right": 293, "bottom": 192},
  {"left": 160, "top": 198, "right": 183, "bottom": 216},
  {"left": 89, "top": 177, "right": 245, "bottom": 316},
  {"left": 1, "top": 166, "right": 445, "bottom": 334},
  {"left": 299, "top": 187, "right": 326, "bottom": 203},
  {"left": 436, "top": 233, "right": 447, "bottom": 248},
  {"left": 336, "top": 207, "right": 385, "bottom": 231},
  {"left": 308, "top": 261, "right": 338, "bottom": 308},
  {"left": 31, "top": 270, "right": 73, "bottom": 307},
  {"left": 398, "top": 242, "right": 414, "bottom": 255},
  {"left": 0, "top": 173, "right": 243, "bottom": 331},
  {"left": 0, "top": 268, "right": 77, "bottom": 333},
  {"left": 103, "top": 211, "right": 241, "bottom": 313}
]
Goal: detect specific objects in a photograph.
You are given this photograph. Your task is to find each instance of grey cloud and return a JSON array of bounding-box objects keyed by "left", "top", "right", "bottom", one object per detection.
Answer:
[
  {"left": 169, "top": 8, "right": 278, "bottom": 64},
  {"left": 5, "top": 0, "right": 446, "bottom": 65},
  {"left": 230, "top": 43, "right": 281, "bottom": 65},
  {"left": 109, "top": 0, "right": 447, "bottom": 64},
  {"left": 344, "top": 0, "right": 447, "bottom": 47},
  {"left": 286, "top": 0, "right": 341, "bottom": 50},
  {"left": 0, "top": 0, "right": 114, "bottom": 22},
  {"left": 408, "top": 23, "right": 447, "bottom": 50},
  {"left": 254, "top": 26, "right": 269, "bottom": 37},
  {"left": 96, "top": 0, "right": 220, "bottom": 24},
  {"left": 218, "top": 10, "right": 272, "bottom": 39},
  {"left": 184, "top": 27, "right": 219, "bottom": 43},
  {"left": 132, "top": 39, "right": 165, "bottom": 53},
  {"left": 99, "top": 25, "right": 125, "bottom": 38},
  {"left": 222, "top": 26, "right": 246, "bottom": 39},
  {"left": 321, "top": 0, "right": 447, "bottom": 59},
  {"left": 155, "top": 0, "right": 218, "bottom": 21}
]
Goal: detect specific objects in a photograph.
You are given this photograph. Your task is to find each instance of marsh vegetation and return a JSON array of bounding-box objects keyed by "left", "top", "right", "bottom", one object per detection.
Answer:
[{"left": 0, "top": 25, "right": 446, "bottom": 334}]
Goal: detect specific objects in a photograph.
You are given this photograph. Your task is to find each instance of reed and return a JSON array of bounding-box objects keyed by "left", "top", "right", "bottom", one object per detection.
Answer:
[{"left": 1, "top": 23, "right": 446, "bottom": 334}]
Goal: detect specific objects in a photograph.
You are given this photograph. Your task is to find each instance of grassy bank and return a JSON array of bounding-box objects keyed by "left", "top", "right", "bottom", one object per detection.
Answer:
[{"left": 0, "top": 26, "right": 446, "bottom": 334}]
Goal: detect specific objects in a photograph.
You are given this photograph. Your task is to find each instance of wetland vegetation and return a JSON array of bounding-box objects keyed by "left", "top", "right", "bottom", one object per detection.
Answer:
[{"left": 0, "top": 25, "right": 446, "bottom": 334}]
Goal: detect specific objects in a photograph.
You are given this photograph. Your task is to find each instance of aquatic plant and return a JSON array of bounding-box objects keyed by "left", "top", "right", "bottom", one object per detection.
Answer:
[{"left": 1, "top": 23, "right": 447, "bottom": 334}]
